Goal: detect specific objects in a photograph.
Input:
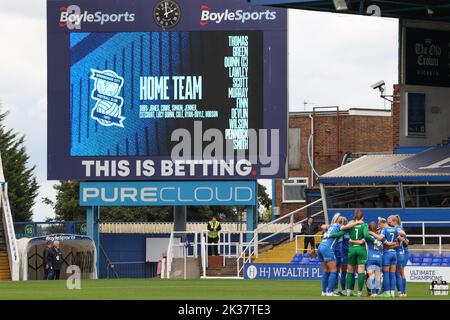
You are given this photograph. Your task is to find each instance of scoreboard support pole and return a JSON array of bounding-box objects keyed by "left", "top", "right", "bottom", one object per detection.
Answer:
[
  {"left": 87, "top": 206, "right": 100, "bottom": 278},
  {"left": 246, "top": 205, "right": 258, "bottom": 242},
  {"left": 174, "top": 205, "right": 187, "bottom": 243}
]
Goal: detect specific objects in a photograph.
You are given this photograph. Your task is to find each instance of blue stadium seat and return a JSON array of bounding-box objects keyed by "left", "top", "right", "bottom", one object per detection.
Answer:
[
  {"left": 300, "top": 258, "right": 309, "bottom": 264},
  {"left": 303, "top": 253, "right": 310, "bottom": 258},
  {"left": 433, "top": 253, "right": 443, "bottom": 258},
  {"left": 443, "top": 258, "right": 450, "bottom": 263},
  {"left": 412, "top": 258, "right": 423, "bottom": 263},
  {"left": 412, "top": 263, "right": 421, "bottom": 266},
  {"left": 424, "top": 253, "right": 433, "bottom": 258},
  {"left": 414, "top": 253, "right": 424, "bottom": 258},
  {"left": 432, "top": 258, "right": 442, "bottom": 263},
  {"left": 443, "top": 254, "right": 450, "bottom": 258},
  {"left": 441, "top": 263, "right": 449, "bottom": 267},
  {"left": 431, "top": 263, "right": 441, "bottom": 266},
  {"left": 422, "top": 258, "right": 433, "bottom": 264},
  {"left": 295, "top": 253, "right": 303, "bottom": 259}
]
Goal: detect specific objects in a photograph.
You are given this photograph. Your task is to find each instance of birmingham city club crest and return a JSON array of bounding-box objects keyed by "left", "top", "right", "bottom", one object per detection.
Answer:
[{"left": 90, "top": 69, "right": 125, "bottom": 127}]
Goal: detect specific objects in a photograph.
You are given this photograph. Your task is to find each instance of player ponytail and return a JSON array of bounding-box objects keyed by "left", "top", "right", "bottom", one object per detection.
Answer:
[
  {"left": 396, "top": 214, "right": 402, "bottom": 227},
  {"left": 353, "top": 208, "right": 364, "bottom": 221},
  {"left": 331, "top": 212, "right": 341, "bottom": 225},
  {"left": 339, "top": 216, "right": 348, "bottom": 226},
  {"left": 368, "top": 221, "right": 377, "bottom": 232},
  {"left": 387, "top": 215, "right": 397, "bottom": 226}
]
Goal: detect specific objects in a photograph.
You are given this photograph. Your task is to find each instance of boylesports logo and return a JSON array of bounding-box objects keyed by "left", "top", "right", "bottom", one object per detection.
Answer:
[
  {"left": 199, "top": 5, "right": 277, "bottom": 26},
  {"left": 59, "top": 5, "right": 135, "bottom": 29}
]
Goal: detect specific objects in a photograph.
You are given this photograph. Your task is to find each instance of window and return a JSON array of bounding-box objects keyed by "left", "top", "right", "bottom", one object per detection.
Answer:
[
  {"left": 403, "top": 185, "right": 450, "bottom": 208},
  {"left": 325, "top": 186, "right": 402, "bottom": 209},
  {"left": 288, "top": 128, "right": 301, "bottom": 170},
  {"left": 283, "top": 178, "right": 308, "bottom": 203},
  {"left": 406, "top": 92, "right": 426, "bottom": 137}
]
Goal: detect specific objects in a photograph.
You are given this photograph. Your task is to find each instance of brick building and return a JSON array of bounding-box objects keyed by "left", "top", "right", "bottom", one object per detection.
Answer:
[{"left": 275, "top": 107, "right": 395, "bottom": 217}]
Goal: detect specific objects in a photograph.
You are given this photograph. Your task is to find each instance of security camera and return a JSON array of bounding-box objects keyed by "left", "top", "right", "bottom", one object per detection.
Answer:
[{"left": 371, "top": 80, "right": 385, "bottom": 93}]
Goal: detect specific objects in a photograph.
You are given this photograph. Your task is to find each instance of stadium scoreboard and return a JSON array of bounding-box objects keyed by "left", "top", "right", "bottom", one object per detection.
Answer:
[{"left": 47, "top": 0, "right": 288, "bottom": 180}]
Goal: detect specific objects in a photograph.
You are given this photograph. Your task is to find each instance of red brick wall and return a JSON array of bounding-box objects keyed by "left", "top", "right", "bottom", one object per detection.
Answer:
[
  {"left": 392, "top": 85, "right": 401, "bottom": 150},
  {"left": 276, "top": 110, "right": 394, "bottom": 217}
]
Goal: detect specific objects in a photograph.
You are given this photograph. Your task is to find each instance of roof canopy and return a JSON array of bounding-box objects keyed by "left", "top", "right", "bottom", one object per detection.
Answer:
[
  {"left": 250, "top": 0, "right": 450, "bottom": 22},
  {"left": 319, "top": 146, "right": 450, "bottom": 184}
]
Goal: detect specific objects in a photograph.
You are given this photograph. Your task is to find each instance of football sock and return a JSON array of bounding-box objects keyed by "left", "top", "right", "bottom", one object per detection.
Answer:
[
  {"left": 345, "top": 272, "right": 353, "bottom": 291},
  {"left": 396, "top": 272, "right": 403, "bottom": 293},
  {"left": 340, "top": 271, "right": 347, "bottom": 290},
  {"left": 350, "top": 273, "right": 356, "bottom": 290},
  {"left": 322, "top": 272, "right": 330, "bottom": 293},
  {"left": 390, "top": 272, "right": 397, "bottom": 292},
  {"left": 334, "top": 273, "right": 339, "bottom": 291},
  {"left": 328, "top": 272, "right": 337, "bottom": 293},
  {"left": 357, "top": 273, "right": 365, "bottom": 292},
  {"left": 382, "top": 271, "right": 389, "bottom": 293}
]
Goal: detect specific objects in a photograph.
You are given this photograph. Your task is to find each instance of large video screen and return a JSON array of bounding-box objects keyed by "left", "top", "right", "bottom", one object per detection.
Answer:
[
  {"left": 47, "top": 0, "right": 287, "bottom": 180},
  {"left": 70, "top": 31, "right": 263, "bottom": 156}
]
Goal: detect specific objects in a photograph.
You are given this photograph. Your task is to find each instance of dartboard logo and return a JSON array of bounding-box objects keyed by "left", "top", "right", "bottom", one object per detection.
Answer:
[{"left": 90, "top": 69, "right": 126, "bottom": 127}]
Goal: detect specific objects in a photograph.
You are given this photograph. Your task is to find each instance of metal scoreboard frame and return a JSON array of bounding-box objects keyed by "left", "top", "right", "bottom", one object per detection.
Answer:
[{"left": 47, "top": 0, "right": 288, "bottom": 181}]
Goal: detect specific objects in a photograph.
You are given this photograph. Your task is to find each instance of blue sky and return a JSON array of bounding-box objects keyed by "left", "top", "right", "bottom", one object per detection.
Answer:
[{"left": 0, "top": 0, "right": 398, "bottom": 221}]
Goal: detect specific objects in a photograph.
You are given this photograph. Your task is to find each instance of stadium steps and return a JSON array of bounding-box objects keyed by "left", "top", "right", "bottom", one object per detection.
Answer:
[
  {"left": 169, "top": 257, "right": 201, "bottom": 279},
  {"left": 253, "top": 232, "right": 323, "bottom": 264},
  {"left": 253, "top": 240, "right": 297, "bottom": 263},
  {"left": 0, "top": 253, "right": 11, "bottom": 280},
  {"left": 206, "top": 258, "right": 242, "bottom": 277},
  {"left": 0, "top": 218, "right": 11, "bottom": 280}
]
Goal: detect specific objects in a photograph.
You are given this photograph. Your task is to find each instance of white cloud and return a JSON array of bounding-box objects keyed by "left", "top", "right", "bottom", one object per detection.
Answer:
[
  {"left": 0, "top": 0, "right": 46, "bottom": 20},
  {"left": 0, "top": 2, "right": 398, "bottom": 221},
  {"left": 288, "top": 10, "right": 398, "bottom": 111}
]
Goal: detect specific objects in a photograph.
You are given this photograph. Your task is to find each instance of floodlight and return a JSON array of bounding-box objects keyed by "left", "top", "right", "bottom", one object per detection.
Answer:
[{"left": 333, "top": 0, "right": 348, "bottom": 11}]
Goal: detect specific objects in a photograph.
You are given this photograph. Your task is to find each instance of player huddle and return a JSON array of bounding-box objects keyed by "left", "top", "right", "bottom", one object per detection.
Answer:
[{"left": 318, "top": 209, "right": 409, "bottom": 297}]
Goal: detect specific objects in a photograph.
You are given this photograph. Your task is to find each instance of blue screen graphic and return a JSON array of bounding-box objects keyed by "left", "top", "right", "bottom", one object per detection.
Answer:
[{"left": 70, "top": 31, "right": 263, "bottom": 157}]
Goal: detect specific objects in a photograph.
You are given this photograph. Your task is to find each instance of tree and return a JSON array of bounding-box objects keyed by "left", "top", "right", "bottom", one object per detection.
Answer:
[
  {"left": 46, "top": 180, "right": 173, "bottom": 222},
  {"left": 261, "top": 207, "right": 273, "bottom": 223},
  {"left": 49, "top": 181, "right": 272, "bottom": 223},
  {"left": 0, "top": 108, "right": 39, "bottom": 221}
]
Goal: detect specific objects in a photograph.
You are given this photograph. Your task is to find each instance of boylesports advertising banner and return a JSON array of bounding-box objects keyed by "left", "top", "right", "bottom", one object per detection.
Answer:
[
  {"left": 47, "top": 0, "right": 288, "bottom": 180},
  {"left": 243, "top": 264, "right": 323, "bottom": 280}
]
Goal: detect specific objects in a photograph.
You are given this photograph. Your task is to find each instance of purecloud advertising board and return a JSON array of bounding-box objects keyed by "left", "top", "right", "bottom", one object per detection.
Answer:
[{"left": 47, "top": 0, "right": 288, "bottom": 180}]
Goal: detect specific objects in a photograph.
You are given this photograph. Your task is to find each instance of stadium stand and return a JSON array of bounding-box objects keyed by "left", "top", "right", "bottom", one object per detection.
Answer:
[{"left": 289, "top": 252, "right": 450, "bottom": 267}]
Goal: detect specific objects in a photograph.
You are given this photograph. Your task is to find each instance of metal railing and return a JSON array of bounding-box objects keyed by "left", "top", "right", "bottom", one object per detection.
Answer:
[
  {"left": 405, "top": 235, "right": 450, "bottom": 254},
  {"left": 14, "top": 221, "right": 86, "bottom": 239},
  {"left": 1, "top": 183, "right": 20, "bottom": 280},
  {"left": 403, "top": 221, "right": 450, "bottom": 246},
  {"left": 293, "top": 232, "right": 450, "bottom": 256},
  {"left": 165, "top": 231, "right": 200, "bottom": 279},
  {"left": 165, "top": 232, "right": 175, "bottom": 278},
  {"left": 295, "top": 234, "right": 323, "bottom": 254},
  {"left": 200, "top": 230, "right": 255, "bottom": 278},
  {"left": 237, "top": 199, "right": 324, "bottom": 277}
]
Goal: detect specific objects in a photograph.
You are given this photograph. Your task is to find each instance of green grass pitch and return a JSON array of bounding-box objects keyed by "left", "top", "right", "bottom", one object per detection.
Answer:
[{"left": 0, "top": 279, "right": 449, "bottom": 300}]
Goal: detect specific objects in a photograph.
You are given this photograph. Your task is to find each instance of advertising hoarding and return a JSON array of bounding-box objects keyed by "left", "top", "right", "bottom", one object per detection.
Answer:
[
  {"left": 79, "top": 180, "right": 257, "bottom": 206},
  {"left": 47, "top": 0, "right": 288, "bottom": 180},
  {"left": 404, "top": 27, "right": 450, "bottom": 87}
]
